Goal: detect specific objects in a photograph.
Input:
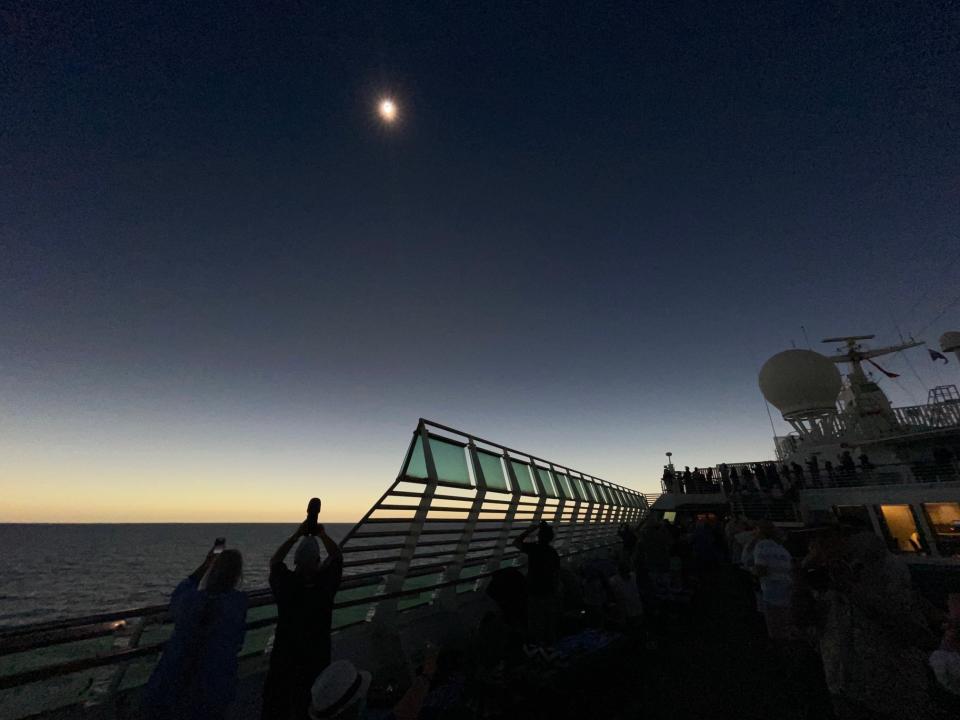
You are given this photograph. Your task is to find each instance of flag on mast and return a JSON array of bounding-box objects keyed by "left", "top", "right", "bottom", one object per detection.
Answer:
[{"left": 929, "top": 349, "right": 949, "bottom": 364}]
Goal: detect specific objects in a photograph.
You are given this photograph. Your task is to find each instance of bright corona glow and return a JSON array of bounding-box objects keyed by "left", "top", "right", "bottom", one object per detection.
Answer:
[{"left": 378, "top": 98, "right": 398, "bottom": 123}]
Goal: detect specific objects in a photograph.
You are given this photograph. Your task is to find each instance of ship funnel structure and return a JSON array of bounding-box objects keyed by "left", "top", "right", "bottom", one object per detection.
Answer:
[
  {"left": 941, "top": 331, "right": 960, "bottom": 364},
  {"left": 759, "top": 349, "right": 842, "bottom": 420}
]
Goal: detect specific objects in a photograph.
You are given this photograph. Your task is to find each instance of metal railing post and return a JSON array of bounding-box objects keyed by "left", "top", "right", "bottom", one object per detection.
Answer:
[
  {"left": 373, "top": 421, "right": 440, "bottom": 623},
  {"left": 436, "top": 438, "right": 486, "bottom": 608}
]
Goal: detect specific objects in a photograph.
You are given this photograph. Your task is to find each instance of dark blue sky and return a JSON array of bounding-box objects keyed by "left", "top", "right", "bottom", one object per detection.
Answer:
[{"left": 2, "top": 2, "right": 959, "bottom": 520}]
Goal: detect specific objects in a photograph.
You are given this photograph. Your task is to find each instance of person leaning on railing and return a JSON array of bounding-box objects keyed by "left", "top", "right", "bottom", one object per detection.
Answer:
[
  {"left": 141, "top": 545, "right": 247, "bottom": 720},
  {"left": 513, "top": 522, "right": 561, "bottom": 647}
]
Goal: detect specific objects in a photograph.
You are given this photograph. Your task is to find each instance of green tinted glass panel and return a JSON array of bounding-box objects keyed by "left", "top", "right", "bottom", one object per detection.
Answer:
[
  {"left": 430, "top": 438, "right": 471, "bottom": 486},
  {"left": 612, "top": 488, "right": 626, "bottom": 506},
  {"left": 557, "top": 473, "right": 574, "bottom": 499},
  {"left": 568, "top": 476, "right": 584, "bottom": 500},
  {"left": 510, "top": 461, "right": 537, "bottom": 495},
  {"left": 573, "top": 478, "right": 590, "bottom": 501},
  {"left": 404, "top": 436, "right": 428, "bottom": 479},
  {"left": 584, "top": 481, "right": 599, "bottom": 502},
  {"left": 476, "top": 450, "right": 509, "bottom": 492},
  {"left": 536, "top": 468, "right": 557, "bottom": 498},
  {"left": 599, "top": 485, "right": 613, "bottom": 504}
]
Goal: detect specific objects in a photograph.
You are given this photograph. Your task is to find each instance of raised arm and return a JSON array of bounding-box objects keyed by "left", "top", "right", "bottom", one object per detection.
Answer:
[
  {"left": 513, "top": 524, "right": 537, "bottom": 550},
  {"left": 271, "top": 522, "right": 306, "bottom": 568},
  {"left": 188, "top": 549, "right": 216, "bottom": 584},
  {"left": 316, "top": 524, "right": 342, "bottom": 562}
]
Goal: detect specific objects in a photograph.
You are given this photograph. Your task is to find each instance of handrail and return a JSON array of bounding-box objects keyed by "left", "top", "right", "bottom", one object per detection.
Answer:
[
  {"left": 0, "top": 536, "right": 624, "bottom": 691},
  {"left": 0, "top": 419, "right": 646, "bottom": 716}
]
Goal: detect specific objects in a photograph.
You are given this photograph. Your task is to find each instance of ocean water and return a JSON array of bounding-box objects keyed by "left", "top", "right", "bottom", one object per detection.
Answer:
[{"left": 0, "top": 523, "right": 354, "bottom": 628}]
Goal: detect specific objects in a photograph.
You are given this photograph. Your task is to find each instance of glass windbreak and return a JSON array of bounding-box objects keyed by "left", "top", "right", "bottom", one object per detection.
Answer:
[
  {"left": 535, "top": 467, "right": 558, "bottom": 497},
  {"left": 476, "top": 449, "right": 510, "bottom": 492},
  {"left": 922, "top": 503, "right": 960, "bottom": 556},
  {"left": 556, "top": 473, "right": 575, "bottom": 500},
  {"left": 583, "top": 480, "right": 600, "bottom": 503},
  {"left": 567, "top": 475, "right": 585, "bottom": 500},
  {"left": 596, "top": 484, "right": 613, "bottom": 505},
  {"left": 877, "top": 504, "right": 925, "bottom": 554},
  {"left": 403, "top": 435, "right": 472, "bottom": 487},
  {"left": 509, "top": 460, "right": 538, "bottom": 495}
]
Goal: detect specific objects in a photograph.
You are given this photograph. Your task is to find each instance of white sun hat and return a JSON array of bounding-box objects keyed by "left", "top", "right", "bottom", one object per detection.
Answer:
[{"left": 308, "top": 659, "right": 372, "bottom": 719}]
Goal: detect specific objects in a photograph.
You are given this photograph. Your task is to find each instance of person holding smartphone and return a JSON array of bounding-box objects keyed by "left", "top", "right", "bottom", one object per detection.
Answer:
[
  {"left": 261, "top": 511, "right": 343, "bottom": 720},
  {"left": 143, "top": 541, "right": 247, "bottom": 720}
]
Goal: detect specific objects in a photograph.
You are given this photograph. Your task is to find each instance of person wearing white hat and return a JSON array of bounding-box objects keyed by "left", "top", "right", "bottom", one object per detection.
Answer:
[{"left": 308, "top": 660, "right": 371, "bottom": 720}]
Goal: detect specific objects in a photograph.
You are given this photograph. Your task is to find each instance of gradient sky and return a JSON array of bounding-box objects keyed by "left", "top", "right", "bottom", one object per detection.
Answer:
[{"left": 2, "top": 2, "right": 959, "bottom": 522}]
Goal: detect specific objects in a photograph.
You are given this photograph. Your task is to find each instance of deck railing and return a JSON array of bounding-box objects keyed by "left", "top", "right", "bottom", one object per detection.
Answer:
[{"left": 0, "top": 419, "right": 648, "bottom": 719}]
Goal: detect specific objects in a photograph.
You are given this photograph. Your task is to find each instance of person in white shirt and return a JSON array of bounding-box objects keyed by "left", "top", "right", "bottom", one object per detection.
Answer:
[
  {"left": 751, "top": 521, "right": 794, "bottom": 640},
  {"left": 607, "top": 560, "right": 644, "bottom": 629}
]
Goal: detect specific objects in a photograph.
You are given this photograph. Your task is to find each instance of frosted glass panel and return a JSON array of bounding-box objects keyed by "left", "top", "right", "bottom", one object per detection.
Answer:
[
  {"left": 510, "top": 461, "right": 537, "bottom": 495},
  {"left": 430, "top": 438, "right": 471, "bottom": 486},
  {"left": 536, "top": 468, "right": 557, "bottom": 498},
  {"left": 476, "top": 450, "right": 509, "bottom": 492},
  {"left": 405, "top": 436, "right": 428, "bottom": 479}
]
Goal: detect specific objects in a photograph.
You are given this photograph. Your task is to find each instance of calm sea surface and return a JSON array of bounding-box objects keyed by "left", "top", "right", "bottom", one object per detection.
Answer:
[{"left": 0, "top": 523, "right": 354, "bottom": 628}]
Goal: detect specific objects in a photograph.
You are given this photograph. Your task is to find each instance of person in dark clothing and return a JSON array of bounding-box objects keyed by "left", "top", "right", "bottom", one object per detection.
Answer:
[
  {"left": 261, "top": 520, "right": 343, "bottom": 720},
  {"left": 682, "top": 466, "right": 692, "bottom": 494},
  {"left": 719, "top": 463, "right": 732, "bottom": 495},
  {"left": 824, "top": 460, "right": 836, "bottom": 486},
  {"left": 753, "top": 464, "right": 767, "bottom": 491},
  {"left": 741, "top": 465, "right": 754, "bottom": 492},
  {"left": 729, "top": 465, "right": 740, "bottom": 493},
  {"left": 839, "top": 451, "right": 856, "bottom": 482},
  {"left": 143, "top": 546, "right": 247, "bottom": 720},
  {"left": 790, "top": 462, "right": 806, "bottom": 488},
  {"left": 513, "top": 522, "right": 561, "bottom": 645},
  {"left": 806, "top": 456, "right": 821, "bottom": 487},
  {"left": 661, "top": 467, "right": 676, "bottom": 493}
]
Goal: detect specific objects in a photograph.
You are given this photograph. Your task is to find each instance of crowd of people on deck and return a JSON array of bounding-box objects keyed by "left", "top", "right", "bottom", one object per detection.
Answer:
[
  {"left": 140, "top": 501, "right": 960, "bottom": 720},
  {"left": 661, "top": 446, "right": 960, "bottom": 496}
]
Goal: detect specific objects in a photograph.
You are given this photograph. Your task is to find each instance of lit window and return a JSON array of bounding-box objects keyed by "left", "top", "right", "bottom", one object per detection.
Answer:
[
  {"left": 922, "top": 503, "right": 960, "bottom": 557},
  {"left": 877, "top": 504, "right": 925, "bottom": 554}
]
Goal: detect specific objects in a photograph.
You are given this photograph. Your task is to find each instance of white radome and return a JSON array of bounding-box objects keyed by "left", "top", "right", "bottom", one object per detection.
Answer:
[
  {"left": 759, "top": 349, "right": 842, "bottom": 420},
  {"left": 940, "top": 331, "right": 960, "bottom": 353}
]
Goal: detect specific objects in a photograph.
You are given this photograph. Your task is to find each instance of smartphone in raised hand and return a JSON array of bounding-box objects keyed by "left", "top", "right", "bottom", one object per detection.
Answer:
[{"left": 213, "top": 537, "right": 226, "bottom": 555}]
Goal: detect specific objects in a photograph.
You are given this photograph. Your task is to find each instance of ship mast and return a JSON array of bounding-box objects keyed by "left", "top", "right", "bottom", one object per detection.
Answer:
[
  {"left": 822, "top": 334, "right": 924, "bottom": 384},
  {"left": 821, "top": 334, "right": 925, "bottom": 431}
]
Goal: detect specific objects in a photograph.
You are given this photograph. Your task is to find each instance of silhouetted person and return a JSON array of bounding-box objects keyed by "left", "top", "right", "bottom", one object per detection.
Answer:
[
  {"left": 824, "top": 460, "right": 836, "bottom": 486},
  {"left": 692, "top": 467, "right": 706, "bottom": 493},
  {"left": 661, "top": 466, "right": 676, "bottom": 493},
  {"left": 682, "top": 466, "right": 692, "bottom": 495},
  {"left": 729, "top": 465, "right": 740, "bottom": 493},
  {"left": 514, "top": 522, "right": 561, "bottom": 645},
  {"left": 143, "top": 546, "right": 247, "bottom": 720},
  {"left": 790, "top": 462, "right": 805, "bottom": 489},
  {"left": 741, "top": 465, "right": 754, "bottom": 492},
  {"left": 262, "top": 519, "right": 343, "bottom": 720},
  {"left": 766, "top": 463, "right": 781, "bottom": 491},
  {"left": 840, "top": 451, "right": 856, "bottom": 483},
  {"left": 754, "top": 463, "right": 768, "bottom": 491},
  {"left": 719, "top": 463, "right": 732, "bottom": 494},
  {"left": 806, "top": 456, "right": 821, "bottom": 487}
]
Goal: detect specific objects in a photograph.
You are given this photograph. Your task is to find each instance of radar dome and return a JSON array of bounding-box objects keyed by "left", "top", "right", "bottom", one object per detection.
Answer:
[
  {"left": 759, "top": 349, "right": 842, "bottom": 420},
  {"left": 940, "top": 332, "right": 960, "bottom": 353}
]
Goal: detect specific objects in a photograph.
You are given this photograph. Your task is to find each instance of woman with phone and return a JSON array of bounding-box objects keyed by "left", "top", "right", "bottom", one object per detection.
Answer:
[{"left": 142, "top": 542, "right": 247, "bottom": 720}]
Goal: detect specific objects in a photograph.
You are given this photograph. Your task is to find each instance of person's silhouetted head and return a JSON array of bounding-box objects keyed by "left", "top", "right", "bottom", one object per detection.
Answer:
[
  {"left": 294, "top": 536, "right": 321, "bottom": 576},
  {"left": 538, "top": 522, "right": 554, "bottom": 545},
  {"left": 206, "top": 549, "right": 243, "bottom": 593}
]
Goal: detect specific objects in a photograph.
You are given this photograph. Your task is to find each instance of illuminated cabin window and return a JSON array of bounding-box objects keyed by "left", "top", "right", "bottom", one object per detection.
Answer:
[
  {"left": 877, "top": 504, "right": 925, "bottom": 554},
  {"left": 922, "top": 503, "right": 960, "bottom": 557}
]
